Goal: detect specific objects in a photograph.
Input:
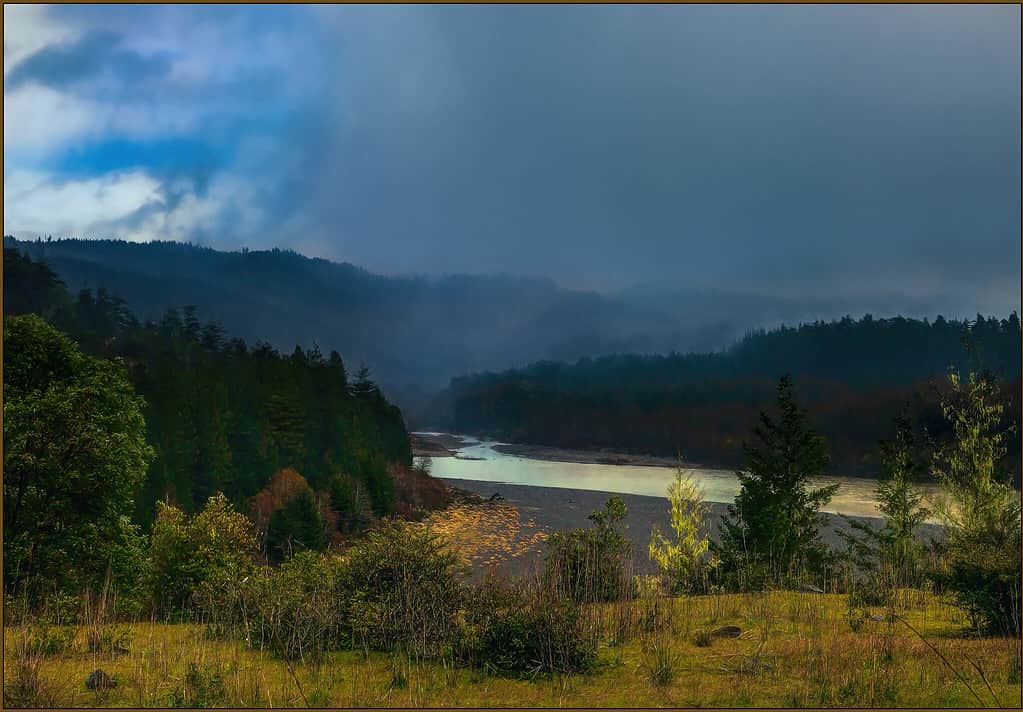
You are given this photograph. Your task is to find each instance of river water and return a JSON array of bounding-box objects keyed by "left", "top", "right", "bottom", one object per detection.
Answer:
[{"left": 419, "top": 433, "right": 944, "bottom": 521}]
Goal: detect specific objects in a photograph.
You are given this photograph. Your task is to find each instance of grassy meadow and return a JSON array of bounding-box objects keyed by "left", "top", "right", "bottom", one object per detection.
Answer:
[{"left": 5, "top": 589, "right": 1020, "bottom": 708}]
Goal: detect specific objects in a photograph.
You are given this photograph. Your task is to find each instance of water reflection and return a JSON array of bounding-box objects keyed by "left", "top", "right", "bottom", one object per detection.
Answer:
[{"left": 422, "top": 434, "right": 943, "bottom": 521}]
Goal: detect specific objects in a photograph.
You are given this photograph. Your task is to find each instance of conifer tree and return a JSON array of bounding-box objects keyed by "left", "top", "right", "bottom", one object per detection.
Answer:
[
  {"left": 714, "top": 375, "right": 837, "bottom": 589},
  {"left": 649, "top": 460, "right": 711, "bottom": 593},
  {"left": 265, "top": 488, "right": 328, "bottom": 562},
  {"left": 839, "top": 411, "right": 930, "bottom": 594}
]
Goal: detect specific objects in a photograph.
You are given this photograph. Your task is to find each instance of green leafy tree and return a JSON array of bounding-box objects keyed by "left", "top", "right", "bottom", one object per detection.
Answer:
[
  {"left": 147, "top": 493, "right": 257, "bottom": 615},
  {"left": 3, "top": 315, "right": 154, "bottom": 600},
  {"left": 649, "top": 460, "right": 712, "bottom": 593},
  {"left": 931, "top": 370, "right": 1021, "bottom": 635},
  {"left": 714, "top": 375, "right": 838, "bottom": 589}
]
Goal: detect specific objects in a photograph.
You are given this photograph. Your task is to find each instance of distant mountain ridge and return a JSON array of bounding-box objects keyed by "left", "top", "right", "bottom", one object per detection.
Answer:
[
  {"left": 3, "top": 237, "right": 696, "bottom": 397},
  {"left": 8, "top": 236, "right": 1016, "bottom": 430}
]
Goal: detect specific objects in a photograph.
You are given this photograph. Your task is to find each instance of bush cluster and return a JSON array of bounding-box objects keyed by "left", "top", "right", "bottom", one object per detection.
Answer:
[
  {"left": 456, "top": 576, "right": 598, "bottom": 677},
  {"left": 189, "top": 517, "right": 607, "bottom": 677},
  {"left": 337, "top": 521, "right": 466, "bottom": 656}
]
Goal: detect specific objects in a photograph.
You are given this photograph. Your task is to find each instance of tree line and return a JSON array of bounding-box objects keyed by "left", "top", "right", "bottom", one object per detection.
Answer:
[{"left": 441, "top": 313, "right": 1021, "bottom": 481}]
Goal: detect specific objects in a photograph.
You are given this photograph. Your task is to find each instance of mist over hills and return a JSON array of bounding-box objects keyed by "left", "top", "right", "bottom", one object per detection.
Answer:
[
  {"left": 6, "top": 237, "right": 1016, "bottom": 426},
  {"left": 3, "top": 237, "right": 692, "bottom": 394}
]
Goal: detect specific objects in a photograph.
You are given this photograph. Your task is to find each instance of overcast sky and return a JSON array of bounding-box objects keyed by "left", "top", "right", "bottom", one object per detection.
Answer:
[{"left": 4, "top": 4, "right": 1020, "bottom": 312}]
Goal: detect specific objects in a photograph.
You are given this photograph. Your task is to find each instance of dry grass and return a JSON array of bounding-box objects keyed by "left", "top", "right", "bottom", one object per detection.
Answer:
[
  {"left": 5, "top": 590, "right": 1020, "bottom": 708},
  {"left": 426, "top": 502, "right": 549, "bottom": 572}
]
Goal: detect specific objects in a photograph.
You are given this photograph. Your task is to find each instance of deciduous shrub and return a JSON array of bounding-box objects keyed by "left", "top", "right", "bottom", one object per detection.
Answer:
[
  {"left": 545, "top": 496, "right": 631, "bottom": 603},
  {"left": 148, "top": 494, "right": 257, "bottom": 616},
  {"left": 337, "top": 521, "right": 467, "bottom": 657},
  {"left": 245, "top": 551, "right": 343, "bottom": 662},
  {"left": 457, "top": 576, "right": 598, "bottom": 677},
  {"left": 23, "top": 625, "right": 76, "bottom": 657}
]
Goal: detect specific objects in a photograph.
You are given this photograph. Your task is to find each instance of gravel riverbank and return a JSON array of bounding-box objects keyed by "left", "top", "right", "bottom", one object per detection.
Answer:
[{"left": 433, "top": 478, "right": 943, "bottom": 579}]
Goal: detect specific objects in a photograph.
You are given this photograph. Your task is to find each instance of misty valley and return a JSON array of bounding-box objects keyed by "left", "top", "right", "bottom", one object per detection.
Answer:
[{"left": 3, "top": 4, "right": 1021, "bottom": 709}]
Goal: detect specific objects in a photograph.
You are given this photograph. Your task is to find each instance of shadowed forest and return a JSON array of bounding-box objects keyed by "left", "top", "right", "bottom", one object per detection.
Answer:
[{"left": 438, "top": 314, "right": 1021, "bottom": 481}]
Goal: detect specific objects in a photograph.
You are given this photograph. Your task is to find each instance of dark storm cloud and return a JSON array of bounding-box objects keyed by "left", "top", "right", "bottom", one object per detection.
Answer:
[
  {"left": 5, "top": 4, "right": 1020, "bottom": 315},
  {"left": 289, "top": 5, "right": 1019, "bottom": 312},
  {"left": 5, "top": 28, "right": 171, "bottom": 93}
]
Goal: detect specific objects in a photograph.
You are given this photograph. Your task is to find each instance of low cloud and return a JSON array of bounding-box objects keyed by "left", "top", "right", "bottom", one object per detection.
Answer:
[{"left": 3, "top": 5, "right": 1020, "bottom": 317}]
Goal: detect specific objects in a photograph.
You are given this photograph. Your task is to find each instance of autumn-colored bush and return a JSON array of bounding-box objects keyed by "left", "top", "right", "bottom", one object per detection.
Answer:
[{"left": 248, "top": 468, "right": 334, "bottom": 560}]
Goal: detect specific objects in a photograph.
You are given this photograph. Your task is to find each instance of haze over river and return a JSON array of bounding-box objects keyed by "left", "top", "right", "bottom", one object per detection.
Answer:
[{"left": 419, "top": 433, "right": 944, "bottom": 522}]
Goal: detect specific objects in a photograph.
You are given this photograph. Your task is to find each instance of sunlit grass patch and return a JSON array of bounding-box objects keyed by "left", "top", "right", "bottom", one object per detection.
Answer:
[{"left": 4, "top": 590, "right": 1019, "bottom": 708}]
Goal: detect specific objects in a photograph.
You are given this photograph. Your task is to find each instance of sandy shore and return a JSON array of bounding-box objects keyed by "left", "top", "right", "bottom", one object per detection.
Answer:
[
  {"left": 410, "top": 432, "right": 468, "bottom": 457},
  {"left": 432, "top": 478, "right": 943, "bottom": 579},
  {"left": 412, "top": 431, "right": 692, "bottom": 468}
]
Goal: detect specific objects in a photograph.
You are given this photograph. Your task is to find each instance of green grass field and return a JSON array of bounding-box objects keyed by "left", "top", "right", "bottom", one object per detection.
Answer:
[{"left": 5, "top": 590, "right": 1020, "bottom": 708}]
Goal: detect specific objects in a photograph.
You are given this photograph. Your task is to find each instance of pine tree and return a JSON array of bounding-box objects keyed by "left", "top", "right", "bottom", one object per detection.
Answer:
[
  {"left": 838, "top": 411, "right": 930, "bottom": 597},
  {"left": 182, "top": 305, "right": 201, "bottom": 342},
  {"left": 265, "top": 488, "right": 328, "bottom": 562},
  {"left": 714, "top": 375, "right": 837, "bottom": 589},
  {"left": 196, "top": 388, "right": 234, "bottom": 502},
  {"left": 351, "top": 365, "right": 379, "bottom": 400},
  {"left": 328, "top": 472, "right": 372, "bottom": 534}
]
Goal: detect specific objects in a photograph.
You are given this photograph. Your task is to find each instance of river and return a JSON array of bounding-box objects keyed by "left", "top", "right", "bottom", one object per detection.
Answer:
[{"left": 417, "top": 433, "right": 944, "bottom": 521}]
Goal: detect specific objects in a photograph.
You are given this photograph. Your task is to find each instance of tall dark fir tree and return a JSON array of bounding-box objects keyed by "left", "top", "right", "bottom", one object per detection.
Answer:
[{"left": 714, "top": 375, "right": 838, "bottom": 589}]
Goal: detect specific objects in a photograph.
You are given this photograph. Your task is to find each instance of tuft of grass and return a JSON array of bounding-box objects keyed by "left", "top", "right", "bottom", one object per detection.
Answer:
[
  {"left": 1009, "top": 654, "right": 1022, "bottom": 686},
  {"left": 389, "top": 653, "right": 410, "bottom": 690},
  {"left": 87, "top": 625, "right": 132, "bottom": 655},
  {"left": 643, "top": 637, "right": 681, "bottom": 688},
  {"left": 3, "top": 654, "right": 59, "bottom": 708},
  {"left": 169, "top": 662, "right": 226, "bottom": 708}
]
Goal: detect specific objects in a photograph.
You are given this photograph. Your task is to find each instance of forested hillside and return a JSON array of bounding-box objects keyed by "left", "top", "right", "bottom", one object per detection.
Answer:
[
  {"left": 439, "top": 314, "right": 1022, "bottom": 481},
  {"left": 7, "top": 236, "right": 984, "bottom": 420},
  {"left": 2, "top": 237, "right": 694, "bottom": 403},
  {"left": 3, "top": 248, "right": 412, "bottom": 526}
]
